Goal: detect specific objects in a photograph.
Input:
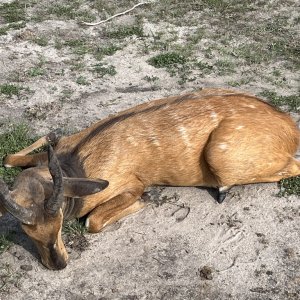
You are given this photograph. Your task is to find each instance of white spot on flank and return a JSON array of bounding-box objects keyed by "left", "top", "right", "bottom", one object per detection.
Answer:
[
  {"left": 154, "top": 140, "right": 160, "bottom": 146},
  {"left": 219, "top": 143, "right": 228, "bottom": 150},
  {"left": 149, "top": 135, "right": 160, "bottom": 146},
  {"left": 236, "top": 125, "right": 244, "bottom": 130},
  {"left": 278, "top": 171, "right": 287, "bottom": 176},
  {"left": 126, "top": 136, "right": 138, "bottom": 146},
  {"left": 244, "top": 104, "right": 256, "bottom": 108},
  {"left": 210, "top": 112, "right": 218, "bottom": 120},
  {"left": 178, "top": 126, "right": 191, "bottom": 146}
]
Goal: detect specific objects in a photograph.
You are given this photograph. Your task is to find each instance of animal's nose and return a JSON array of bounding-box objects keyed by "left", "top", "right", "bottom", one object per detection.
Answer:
[
  {"left": 43, "top": 249, "right": 68, "bottom": 270},
  {"left": 54, "top": 260, "right": 67, "bottom": 270},
  {"left": 44, "top": 258, "right": 67, "bottom": 270}
]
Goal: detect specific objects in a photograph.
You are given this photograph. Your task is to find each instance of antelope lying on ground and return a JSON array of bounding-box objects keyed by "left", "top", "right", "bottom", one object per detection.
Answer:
[{"left": 0, "top": 88, "right": 299, "bottom": 270}]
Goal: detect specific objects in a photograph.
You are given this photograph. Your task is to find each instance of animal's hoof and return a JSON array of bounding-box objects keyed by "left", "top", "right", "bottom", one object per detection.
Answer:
[
  {"left": 217, "top": 191, "right": 227, "bottom": 203},
  {"left": 46, "top": 128, "right": 63, "bottom": 145},
  {"left": 215, "top": 186, "right": 231, "bottom": 204}
]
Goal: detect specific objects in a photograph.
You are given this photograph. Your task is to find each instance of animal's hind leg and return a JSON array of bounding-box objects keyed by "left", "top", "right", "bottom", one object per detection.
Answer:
[
  {"left": 3, "top": 130, "right": 61, "bottom": 168},
  {"left": 4, "top": 152, "right": 48, "bottom": 168},
  {"left": 11, "top": 130, "right": 60, "bottom": 156},
  {"left": 86, "top": 190, "right": 145, "bottom": 233},
  {"left": 216, "top": 186, "right": 231, "bottom": 204},
  {"left": 254, "top": 157, "right": 300, "bottom": 183},
  {"left": 204, "top": 118, "right": 296, "bottom": 187}
]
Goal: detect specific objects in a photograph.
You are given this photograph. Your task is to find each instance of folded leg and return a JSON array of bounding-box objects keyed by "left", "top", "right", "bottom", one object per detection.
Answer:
[
  {"left": 3, "top": 130, "right": 60, "bottom": 168},
  {"left": 86, "top": 190, "right": 145, "bottom": 233}
]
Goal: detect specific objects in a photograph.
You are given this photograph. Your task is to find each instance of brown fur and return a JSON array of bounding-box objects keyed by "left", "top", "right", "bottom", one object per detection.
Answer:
[{"left": 2, "top": 88, "right": 300, "bottom": 269}]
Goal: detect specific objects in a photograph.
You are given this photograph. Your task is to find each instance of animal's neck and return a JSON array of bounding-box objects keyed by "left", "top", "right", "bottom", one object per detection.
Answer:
[{"left": 62, "top": 197, "right": 78, "bottom": 220}]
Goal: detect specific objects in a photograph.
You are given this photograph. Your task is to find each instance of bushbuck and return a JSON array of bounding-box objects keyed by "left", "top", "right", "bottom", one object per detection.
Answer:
[{"left": 0, "top": 88, "right": 299, "bottom": 270}]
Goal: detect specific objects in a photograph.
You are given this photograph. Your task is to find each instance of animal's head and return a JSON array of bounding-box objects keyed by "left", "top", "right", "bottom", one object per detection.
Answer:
[{"left": 0, "top": 146, "right": 108, "bottom": 270}]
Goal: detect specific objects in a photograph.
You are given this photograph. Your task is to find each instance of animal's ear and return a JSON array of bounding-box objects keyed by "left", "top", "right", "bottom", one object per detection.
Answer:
[{"left": 63, "top": 178, "right": 109, "bottom": 198}]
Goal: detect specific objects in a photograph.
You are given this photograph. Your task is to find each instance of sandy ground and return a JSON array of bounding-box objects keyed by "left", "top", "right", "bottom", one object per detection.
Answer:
[
  {"left": 0, "top": 0, "right": 299, "bottom": 299},
  {"left": 1, "top": 184, "right": 299, "bottom": 299}
]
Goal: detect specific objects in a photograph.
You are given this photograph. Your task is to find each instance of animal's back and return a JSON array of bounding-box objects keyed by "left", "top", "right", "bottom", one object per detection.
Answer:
[{"left": 56, "top": 89, "right": 300, "bottom": 188}]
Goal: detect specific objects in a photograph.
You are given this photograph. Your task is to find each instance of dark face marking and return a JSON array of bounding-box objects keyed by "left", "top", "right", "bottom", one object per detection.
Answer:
[{"left": 48, "top": 243, "right": 67, "bottom": 270}]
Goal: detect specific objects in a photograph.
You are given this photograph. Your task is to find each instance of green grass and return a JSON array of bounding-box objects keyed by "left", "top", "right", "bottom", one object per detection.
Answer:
[
  {"left": 32, "top": 36, "right": 49, "bottom": 47},
  {"left": 92, "top": 64, "right": 117, "bottom": 78},
  {"left": 148, "top": 52, "right": 191, "bottom": 85},
  {"left": 59, "top": 88, "right": 74, "bottom": 102},
  {"left": 91, "top": 0, "right": 139, "bottom": 15},
  {"left": 63, "top": 219, "right": 87, "bottom": 236},
  {"left": 140, "top": 29, "right": 179, "bottom": 54},
  {"left": 104, "top": 24, "right": 144, "bottom": 39},
  {"left": 143, "top": 75, "right": 159, "bottom": 83},
  {"left": 64, "top": 39, "right": 91, "bottom": 56},
  {"left": 0, "top": 234, "right": 12, "bottom": 255},
  {"left": 144, "top": 0, "right": 255, "bottom": 26},
  {"left": 227, "top": 77, "right": 253, "bottom": 87},
  {"left": 93, "top": 45, "right": 121, "bottom": 61},
  {"left": 260, "top": 90, "right": 300, "bottom": 112},
  {"left": 48, "top": 4, "right": 77, "bottom": 18},
  {"left": 143, "top": 0, "right": 299, "bottom": 74},
  {"left": 0, "top": 125, "right": 34, "bottom": 185},
  {"left": 278, "top": 177, "right": 300, "bottom": 197},
  {"left": 46, "top": 2, "right": 95, "bottom": 22},
  {"left": 0, "top": 26, "right": 9, "bottom": 36},
  {"left": 0, "top": 84, "right": 22, "bottom": 97},
  {"left": 0, "top": 22, "right": 26, "bottom": 36},
  {"left": 27, "top": 67, "right": 45, "bottom": 77},
  {"left": 213, "top": 15, "right": 298, "bottom": 70},
  {"left": 69, "top": 61, "right": 86, "bottom": 71},
  {"left": 63, "top": 39, "right": 121, "bottom": 61},
  {"left": 148, "top": 52, "right": 187, "bottom": 68},
  {"left": 0, "top": 0, "right": 27, "bottom": 23},
  {"left": 195, "top": 61, "right": 213, "bottom": 74},
  {"left": 76, "top": 76, "right": 90, "bottom": 85},
  {"left": 54, "top": 38, "right": 63, "bottom": 50},
  {"left": 214, "top": 59, "right": 236, "bottom": 75}
]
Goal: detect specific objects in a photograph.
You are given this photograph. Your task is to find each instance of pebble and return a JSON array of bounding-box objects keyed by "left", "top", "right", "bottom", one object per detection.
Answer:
[
  {"left": 20, "top": 264, "right": 33, "bottom": 271},
  {"left": 198, "top": 266, "right": 213, "bottom": 280}
]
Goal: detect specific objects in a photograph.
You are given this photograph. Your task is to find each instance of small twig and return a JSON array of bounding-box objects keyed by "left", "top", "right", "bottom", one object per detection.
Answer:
[
  {"left": 152, "top": 256, "right": 164, "bottom": 265},
  {"left": 81, "top": 2, "right": 152, "bottom": 26}
]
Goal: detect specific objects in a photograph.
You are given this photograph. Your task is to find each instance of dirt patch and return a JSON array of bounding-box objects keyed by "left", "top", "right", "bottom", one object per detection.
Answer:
[{"left": 0, "top": 0, "right": 299, "bottom": 299}]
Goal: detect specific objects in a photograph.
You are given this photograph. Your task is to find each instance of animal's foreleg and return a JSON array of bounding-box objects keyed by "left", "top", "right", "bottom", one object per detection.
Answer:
[{"left": 86, "top": 190, "right": 145, "bottom": 233}]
